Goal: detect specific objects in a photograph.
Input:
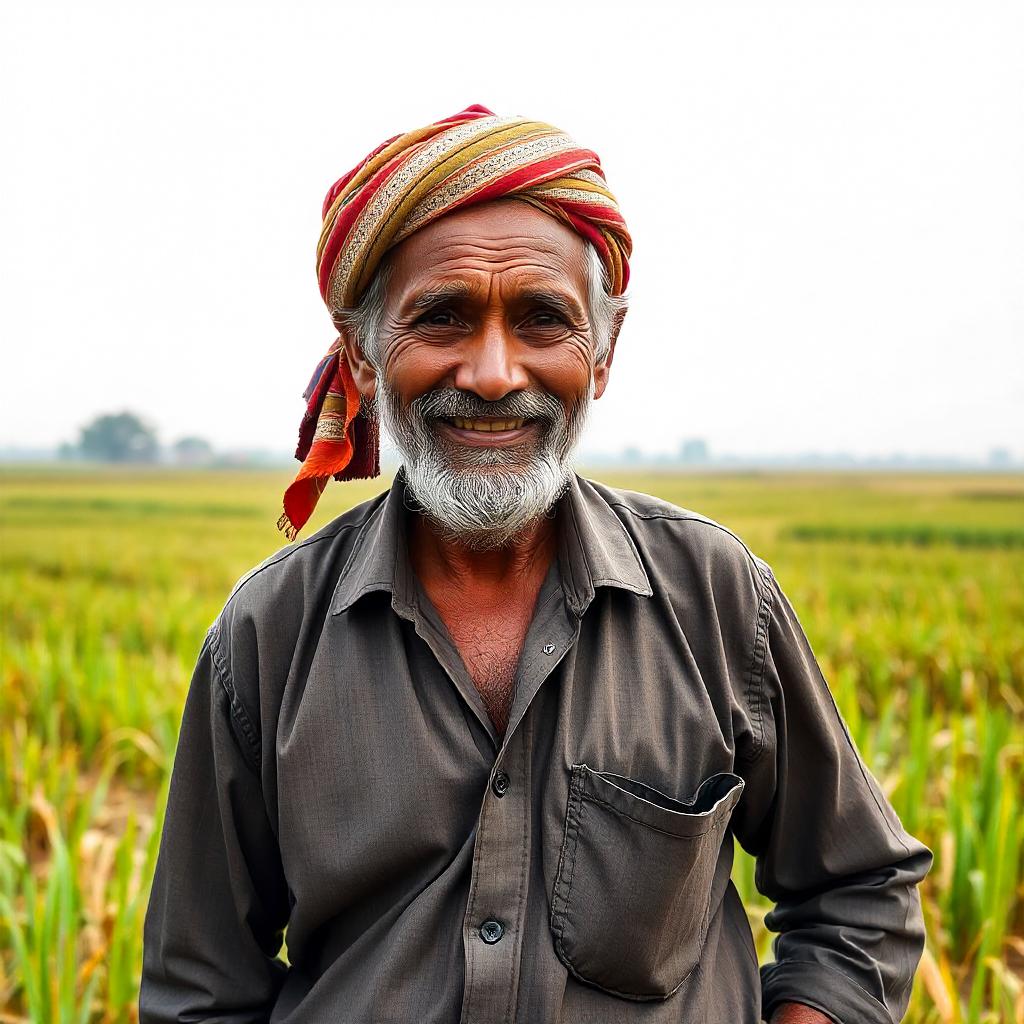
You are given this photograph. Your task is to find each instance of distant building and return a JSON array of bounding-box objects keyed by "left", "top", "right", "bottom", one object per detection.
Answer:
[{"left": 679, "top": 438, "right": 709, "bottom": 464}]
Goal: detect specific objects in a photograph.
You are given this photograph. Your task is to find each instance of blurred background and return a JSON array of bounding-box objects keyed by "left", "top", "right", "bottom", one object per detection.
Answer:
[{"left": 1, "top": 1, "right": 1021, "bottom": 1021}]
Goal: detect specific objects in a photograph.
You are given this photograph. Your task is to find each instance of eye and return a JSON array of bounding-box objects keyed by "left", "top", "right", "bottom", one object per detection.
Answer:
[
  {"left": 523, "top": 310, "right": 568, "bottom": 329},
  {"left": 417, "top": 307, "right": 462, "bottom": 328}
]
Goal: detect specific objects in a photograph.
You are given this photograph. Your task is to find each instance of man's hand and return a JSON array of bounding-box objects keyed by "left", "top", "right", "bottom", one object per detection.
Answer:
[{"left": 769, "top": 1002, "right": 834, "bottom": 1024}]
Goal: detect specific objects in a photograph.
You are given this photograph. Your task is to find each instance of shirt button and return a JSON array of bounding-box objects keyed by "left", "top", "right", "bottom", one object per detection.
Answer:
[
  {"left": 479, "top": 919, "right": 504, "bottom": 944},
  {"left": 492, "top": 771, "right": 510, "bottom": 798}
]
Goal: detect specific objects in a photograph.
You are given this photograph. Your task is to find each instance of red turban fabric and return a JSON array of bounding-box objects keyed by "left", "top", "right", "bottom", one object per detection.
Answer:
[{"left": 278, "top": 103, "right": 632, "bottom": 540}]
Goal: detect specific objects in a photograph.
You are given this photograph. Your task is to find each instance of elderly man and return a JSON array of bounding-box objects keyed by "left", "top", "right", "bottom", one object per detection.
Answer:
[{"left": 141, "top": 105, "right": 931, "bottom": 1024}]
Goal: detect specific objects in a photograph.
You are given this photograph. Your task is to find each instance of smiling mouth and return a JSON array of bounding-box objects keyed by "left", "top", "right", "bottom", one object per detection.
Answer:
[
  {"left": 446, "top": 417, "right": 527, "bottom": 432},
  {"left": 435, "top": 416, "right": 540, "bottom": 446}
]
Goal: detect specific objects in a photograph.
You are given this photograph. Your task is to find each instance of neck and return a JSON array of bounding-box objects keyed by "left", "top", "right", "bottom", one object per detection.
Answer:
[{"left": 409, "top": 508, "right": 558, "bottom": 598}]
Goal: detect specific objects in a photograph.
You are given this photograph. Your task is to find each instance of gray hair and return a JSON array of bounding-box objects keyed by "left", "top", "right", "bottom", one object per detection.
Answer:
[{"left": 333, "top": 240, "right": 626, "bottom": 372}]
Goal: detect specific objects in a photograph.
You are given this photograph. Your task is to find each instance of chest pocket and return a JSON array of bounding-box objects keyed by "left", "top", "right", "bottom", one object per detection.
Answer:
[{"left": 549, "top": 764, "right": 745, "bottom": 1000}]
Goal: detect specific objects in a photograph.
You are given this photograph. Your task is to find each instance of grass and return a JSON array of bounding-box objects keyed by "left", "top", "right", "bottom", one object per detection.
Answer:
[{"left": 1, "top": 466, "right": 1022, "bottom": 1022}]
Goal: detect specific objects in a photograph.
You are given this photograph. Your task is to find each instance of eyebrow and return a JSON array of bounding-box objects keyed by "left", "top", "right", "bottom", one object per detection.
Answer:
[
  {"left": 406, "top": 282, "right": 475, "bottom": 312},
  {"left": 403, "top": 282, "right": 587, "bottom": 323}
]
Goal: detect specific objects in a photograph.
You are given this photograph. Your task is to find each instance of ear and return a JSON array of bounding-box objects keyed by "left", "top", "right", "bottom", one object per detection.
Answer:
[
  {"left": 593, "top": 303, "right": 627, "bottom": 400},
  {"left": 336, "top": 320, "right": 378, "bottom": 401}
]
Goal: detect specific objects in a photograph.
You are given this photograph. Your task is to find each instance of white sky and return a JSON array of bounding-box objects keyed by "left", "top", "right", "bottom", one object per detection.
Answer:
[{"left": 3, "top": 0, "right": 1022, "bottom": 460}]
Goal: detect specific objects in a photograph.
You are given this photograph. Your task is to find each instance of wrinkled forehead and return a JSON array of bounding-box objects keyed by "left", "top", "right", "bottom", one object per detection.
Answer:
[{"left": 384, "top": 200, "right": 590, "bottom": 308}]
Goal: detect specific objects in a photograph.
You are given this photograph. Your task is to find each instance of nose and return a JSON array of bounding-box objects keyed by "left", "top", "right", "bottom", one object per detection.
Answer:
[{"left": 452, "top": 320, "right": 530, "bottom": 401}]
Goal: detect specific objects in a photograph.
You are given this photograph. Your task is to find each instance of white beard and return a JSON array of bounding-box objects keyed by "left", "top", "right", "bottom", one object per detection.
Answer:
[{"left": 374, "top": 379, "right": 595, "bottom": 550}]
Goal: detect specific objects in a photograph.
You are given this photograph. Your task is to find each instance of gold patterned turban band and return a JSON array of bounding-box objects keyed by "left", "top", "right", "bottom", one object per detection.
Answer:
[{"left": 278, "top": 103, "right": 632, "bottom": 540}]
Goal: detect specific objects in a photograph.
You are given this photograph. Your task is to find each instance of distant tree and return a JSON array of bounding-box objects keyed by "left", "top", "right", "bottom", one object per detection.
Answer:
[
  {"left": 56, "top": 441, "right": 79, "bottom": 461},
  {"left": 77, "top": 411, "right": 160, "bottom": 463},
  {"left": 171, "top": 436, "right": 214, "bottom": 466}
]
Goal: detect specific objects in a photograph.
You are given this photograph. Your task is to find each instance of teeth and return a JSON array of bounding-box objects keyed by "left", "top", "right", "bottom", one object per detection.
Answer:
[{"left": 451, "top": 417, "right": 526, "bottom": 432}]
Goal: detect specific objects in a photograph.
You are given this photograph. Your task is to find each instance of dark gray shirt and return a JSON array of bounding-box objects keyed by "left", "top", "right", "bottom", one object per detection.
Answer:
[{"left": 140, "top": 469, "right": 932, "bottom": 1024}]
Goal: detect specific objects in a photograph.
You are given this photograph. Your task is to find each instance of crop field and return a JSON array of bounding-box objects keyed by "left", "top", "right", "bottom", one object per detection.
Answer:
[{"left": 1, "top": 466, "right": 1022, "bottom": 1022}]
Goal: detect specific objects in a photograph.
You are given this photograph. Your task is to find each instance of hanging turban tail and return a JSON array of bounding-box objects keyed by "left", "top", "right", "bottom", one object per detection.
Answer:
[{"left": 278, "top": 103, "right": 632, "bottom": 540}]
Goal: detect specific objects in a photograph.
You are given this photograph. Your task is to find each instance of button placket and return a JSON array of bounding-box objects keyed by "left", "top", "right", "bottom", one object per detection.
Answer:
[
  {"left": 459, "top": 719, "right": 533, "bottom": 1024},
  {"left": 459, "top": 575, "right": 575, "bottom": 1024}
]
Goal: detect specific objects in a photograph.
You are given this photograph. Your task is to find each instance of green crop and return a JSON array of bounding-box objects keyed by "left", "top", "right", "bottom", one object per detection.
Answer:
[{"left": 2, "top": 467, "right": 1021, "bottom": 1022}]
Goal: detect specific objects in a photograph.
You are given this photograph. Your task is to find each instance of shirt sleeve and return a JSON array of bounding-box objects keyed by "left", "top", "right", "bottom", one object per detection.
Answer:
[
  {"left": 139, "top": 621, "right": 291, "bottom": 1024},
  {"left": 731, "top": 564, "right": 933, "bottom": 1024}
]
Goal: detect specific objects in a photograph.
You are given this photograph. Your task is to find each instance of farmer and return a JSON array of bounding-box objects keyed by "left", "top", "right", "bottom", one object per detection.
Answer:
[{"left": 140, "top": 105, "right": 932, "bottom": 1024}]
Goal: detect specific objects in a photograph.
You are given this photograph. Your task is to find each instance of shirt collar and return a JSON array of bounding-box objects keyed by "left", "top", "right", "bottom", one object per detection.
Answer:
[
  {"left": 330, "top": 466, "right": 653, "bottom": 618},
  {"left": 556, "top": 472, "right": 654, "bottom": 614}
]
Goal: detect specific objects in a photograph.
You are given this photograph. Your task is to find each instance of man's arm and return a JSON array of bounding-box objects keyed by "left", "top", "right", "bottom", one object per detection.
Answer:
[
  {"left": 140, "top": 623, "right": 290, "bottom": 1024},
  {"left": 770, "top": 1002, "right": 834, "bottom": 1024},
  {"left": 732, "top": 564, "right": 933, "bottom": 1024}
]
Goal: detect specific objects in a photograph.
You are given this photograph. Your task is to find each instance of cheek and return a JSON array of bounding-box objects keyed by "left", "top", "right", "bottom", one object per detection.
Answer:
[
  {"left": 381, "top": 336, "right": 459, "bottom": 402},
  {"left": 530, "top": 340, "right": 595, "bottom": 400}
]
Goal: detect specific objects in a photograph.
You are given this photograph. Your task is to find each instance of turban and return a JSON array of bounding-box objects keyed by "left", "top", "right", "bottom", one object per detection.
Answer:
[{"left": 278, "top": 103, "right": 632, "bottom": 540}]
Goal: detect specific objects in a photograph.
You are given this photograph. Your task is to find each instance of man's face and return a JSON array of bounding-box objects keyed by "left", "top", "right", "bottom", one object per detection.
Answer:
[{"left": 342, "top": 199, "right": 616, "bottom": 547}]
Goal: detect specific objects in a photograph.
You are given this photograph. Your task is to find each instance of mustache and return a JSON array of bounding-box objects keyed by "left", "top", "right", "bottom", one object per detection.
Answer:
[{"left": 409, "top": 387, "right": 565, "bottom": 425}]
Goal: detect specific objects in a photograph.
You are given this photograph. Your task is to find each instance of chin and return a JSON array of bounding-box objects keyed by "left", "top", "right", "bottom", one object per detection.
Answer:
[
  {"left": 430, "top": 435, "right": 547, "bottom": 472},
  {"left": 401, "top": 454, "right": 574, "bottom": 549}
]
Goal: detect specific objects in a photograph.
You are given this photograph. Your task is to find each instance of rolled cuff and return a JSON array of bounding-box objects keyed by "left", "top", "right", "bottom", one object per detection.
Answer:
[{"left": 760, "top": 959, "right": 897, "bottom": 1024}]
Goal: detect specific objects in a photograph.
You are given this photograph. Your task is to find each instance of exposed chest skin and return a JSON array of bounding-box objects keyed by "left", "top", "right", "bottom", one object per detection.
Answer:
[
  {"left": 423, "top": 573, "right": 546, "bottom": 737},
  {"left": 411, "top": 512, "right": 557, "bottom": 738}
]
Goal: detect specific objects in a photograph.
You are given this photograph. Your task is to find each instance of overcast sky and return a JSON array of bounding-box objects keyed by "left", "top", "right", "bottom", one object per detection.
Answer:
[{"left": 3, "top": 0, "right": 1021, "bottom": 460}]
